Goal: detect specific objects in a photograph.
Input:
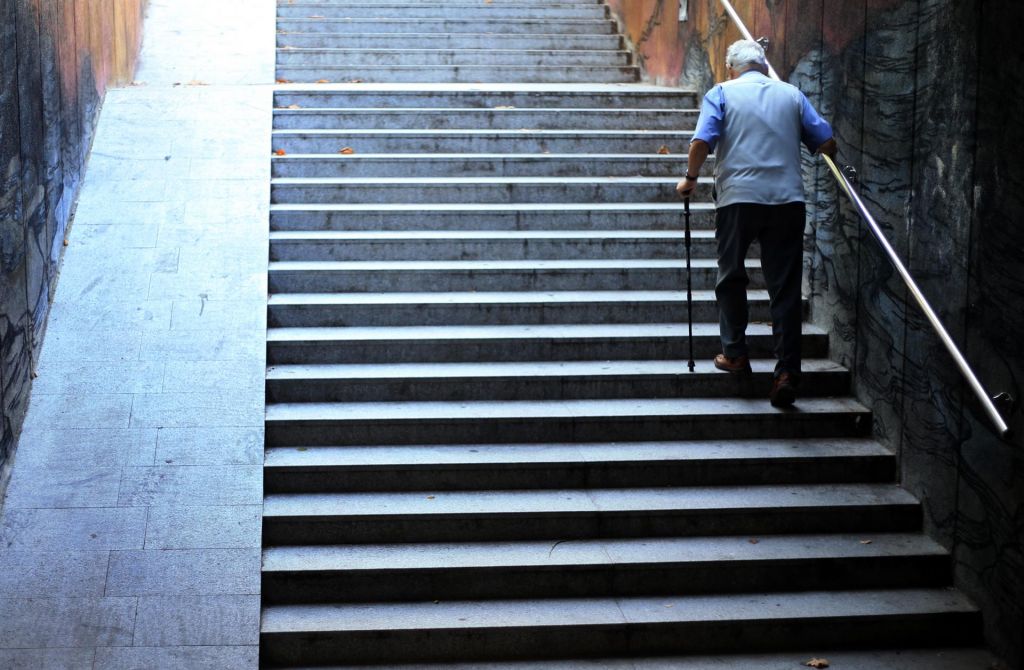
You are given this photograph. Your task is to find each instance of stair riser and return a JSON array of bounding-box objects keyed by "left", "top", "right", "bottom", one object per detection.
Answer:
[
  {"left": 276, "top": 19, "right": 619, "bottom": 34},
  {"left": 269, "top": 237, "right": 726, "bottom": 261},
  {"left": 267, "top": 299, "right": 791, "bottom": 328},
  {"left": 272, "top": 156, "right": 692, "bottom": 178},
  {"left": 272, "top": 110, "right": 693, "bottom": 131},
  {"left": 272, "top": 133, "right": 691, "bottom": 153},
  {"left": 270, "top": 182, "right": 701, "bottom": 204},
  {"left": 278, "top": 34, "right": 624, "bottom": 50},
  {"left": 267, "top": 266, "right": 755, "bottom": 292},
  {"left": 264, "top": 455, "right": 895, "bottom": 493},
  {"left": 270, "top": 208, "right": 716, "bottom": 231},
  {"left": 265, "top": 408, "right": 868, "bottom": 448},
  {"left": 259, "top": 611, "right": 979, "bottom": 666},
  {"left": 262, "top": 502, "right": 916, "bottom": 546},
  {"left": 277, "top": 50, "right": 631, "bottom": 68},
  {"left": 276, "top": 66, "right": 639, "bottom": 84},
  {"left": 277, "top": 6, "right": 609, "bottom": 19},
  {"left": 266, "top": 333, "right": 830, "bottom": 365},
  {"left": 273, "top": 90, "right": 696, "bottom": 109},
  {"left": 265, "top": 369, "right": 850, "bottom": 403},
  {"left": 262, "top": 554, "right": 946, "bottom": 604}
]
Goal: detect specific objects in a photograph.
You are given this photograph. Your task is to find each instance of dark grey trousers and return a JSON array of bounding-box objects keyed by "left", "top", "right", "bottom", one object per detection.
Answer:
[{"left": 714, "top": 202, "right": 805, "bottom": 379}]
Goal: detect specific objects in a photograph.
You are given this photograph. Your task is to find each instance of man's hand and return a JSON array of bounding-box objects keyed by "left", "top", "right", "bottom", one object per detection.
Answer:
[
  {"left": 817, "top": 137, "right": 838, "bottom": 160},
  {"left": 676, "top": 176, "right": 698, "bottom": 198}
]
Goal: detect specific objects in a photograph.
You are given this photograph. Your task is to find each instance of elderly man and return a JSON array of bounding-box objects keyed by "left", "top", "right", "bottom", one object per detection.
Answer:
[{"left": 677, "top": 39, "right": 837, "bottom": 407}]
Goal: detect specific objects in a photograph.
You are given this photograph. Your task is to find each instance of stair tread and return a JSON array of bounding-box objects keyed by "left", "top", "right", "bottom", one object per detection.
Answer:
[
  {"left": 281, "top": 648, "right": 997, "bottom": 670},
  {"left": 262, "top": 533, "right": 942, "bottom": 572},
  {"left": 270, "top": 229, "right": 713, "bottom": 240},
  {"left": 268, "top": 290, "right": 764, "bottom": 305},
  {"left": 272, "top": 176, "right": 689, "bottom": 184},
  {"left": 274, "top": 105, "right": 692, "bottom": 111},
  {"left": 265, "top": 396, "right": 866, "bottom": 422},
  {"left": 271, "top": 202, "right": 711, "bottom": 211},
  {"left": 273, "top": 128, "right": 693, "bottom": 135},
  {"left": 264, "top": 437, "right": 890, "bottom": 469},
  {"left": 260, "top": 588, "right": 974, "bottom": 633},
  {"left": 269, "top": 259, "right": 739, "bottom": 271},
  {"left": 267, "top": 322, "right": 825, "bottom": 342},
  {"left": 267, "top": 358, "right": 845, "bottom": 380},
  {"left": 263, "top": 483, "right": 912, "bottom": 519}
]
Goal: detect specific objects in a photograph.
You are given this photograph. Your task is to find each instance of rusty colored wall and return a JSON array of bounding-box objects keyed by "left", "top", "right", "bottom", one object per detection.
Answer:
[
  {"left": 0, "top": 0, "right": 146, "bottom": 483},
  {"left": 607, "top": 1, "right": 1024, "bottom": 667}
]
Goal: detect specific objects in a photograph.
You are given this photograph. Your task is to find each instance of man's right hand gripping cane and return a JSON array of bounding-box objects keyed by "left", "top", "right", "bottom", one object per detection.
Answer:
[{"left": 676, "top": 139, "right": 710, "bottom": 199}]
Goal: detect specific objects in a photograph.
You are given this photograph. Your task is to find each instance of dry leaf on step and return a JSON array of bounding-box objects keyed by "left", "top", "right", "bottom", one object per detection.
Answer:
[
  {"left": 805, "top": 659, "right": 830, "bottom": 669},
  {"left": 658, "top": 145, "right": 671, "bottom": 154},
  {"left": 274, "top": 149, "right": 287, "bottom": 156},
  {"left": 494, "top": 105, "right": 515, "bottom": 109},
  {"left": 276, "top": 78, "right": 292, "bottom": 84},
  {"left": 339, "top": 147, "right": 355, "bottom": 155},
  {"left": 860, "top": 540, "right": 873, "bottom": 545},
  {"left": 348, "top": 78, "right": 364, "bottom": 83},
  {"left": 287, "top": 104, "right": 301, "bottom": 109},
  {"left": 316, "top": 79, "right": 330, "bottom": 84},
  {"left": 748, "top": 538, "right": 760, "bottom": 544}
]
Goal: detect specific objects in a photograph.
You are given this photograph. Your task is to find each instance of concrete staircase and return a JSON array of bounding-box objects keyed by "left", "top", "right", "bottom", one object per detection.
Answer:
[{"left": 262, "top": 1, "right": 987, "bottom": 666}]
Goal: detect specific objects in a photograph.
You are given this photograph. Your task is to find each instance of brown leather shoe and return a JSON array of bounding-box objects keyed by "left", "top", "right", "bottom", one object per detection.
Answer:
[
  {"left": 714, "top": 353, "right": 751, "bottom": 374},
  {"left": 770, "top": 372, "right": 797, "bottom": 407}
]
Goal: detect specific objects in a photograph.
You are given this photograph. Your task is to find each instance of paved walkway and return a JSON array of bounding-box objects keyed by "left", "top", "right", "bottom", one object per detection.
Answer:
[{"left": 0, "top": 1, "right": 274, "bottom": 667}]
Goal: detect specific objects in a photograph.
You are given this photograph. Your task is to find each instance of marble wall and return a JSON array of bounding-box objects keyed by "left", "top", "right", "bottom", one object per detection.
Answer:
[
  {"left": 606, "top": 0, "right": 1024, "bottom": 666},
  {"left": 0, "top": 1, "right": 146, "bottom": 484}
]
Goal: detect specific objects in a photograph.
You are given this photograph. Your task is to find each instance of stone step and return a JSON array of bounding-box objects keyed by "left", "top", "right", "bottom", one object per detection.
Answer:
[
  {"left": 268, "top": 648, "right": 999, "bottom": 670},
  {"left": 261, "top": 533, "right": 942, "bottom": 603},
  {"left": 265, "top": 358, "right": 850, "bottom": 403},
  {"left": 266, "top": 290, "right": 798, "bottom": 328},
  {"left": 280, "top": 0, "right": 605, "bottom": 4},
  {"left": 267, "top": 229, "right": 729, "bottom": 261},
  {"left": 272, "top": 128, "right": 693, "bottom": 153},
  {"left": 264, "top": 396, "right": 869, "bottom": 448},
  {"left": 277, "top": 48, "right": 631, "bottom": 68},
  {"left": 277, "top": 32, "right": 625, "bottom": 51},
  {"left": 265, "top": 323, "right": 831, "bottom": 365},
  {"left": 272, "top": 85, "right": 696, "bottom": 109},
  {"left": 259, "top": 589, "right": 980, "bottom": 665},
  {"left": 277, "top": 3, "right": 610, "bottom": 20},
  {"left": 276, "top": 18, "right": 619, "bottom": 35},
  {"left": 275, "top": 64, "right": 640, "bottom": 84},
  {"left": 271, "top": 108, "right": 694, "bottom": 130},
  {"left": 271, "top": 153, "right": 694, "bottom": 178},
  {"left": 269, "top": 202, "right": 717, "bottom": 231},
  {"left": 261, "top": 481, "right": 912, "bottom": 544},
  {"left": 267, "top": 258, "right": 753, "bottom": 292},
  {"left": 269, "top": 176, "right": 706, "bottom": 204},
  {"left": 263, "top": 438, "right": 894, "bottom": 493}
]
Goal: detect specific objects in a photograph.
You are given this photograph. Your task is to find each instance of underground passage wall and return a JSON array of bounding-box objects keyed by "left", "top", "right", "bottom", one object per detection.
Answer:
[
  {"left": 606, "top": 0, "right": 1024, "bottom": 666},
  {"left": 0, "top": 1, "right": 147, "bottom": 487}
]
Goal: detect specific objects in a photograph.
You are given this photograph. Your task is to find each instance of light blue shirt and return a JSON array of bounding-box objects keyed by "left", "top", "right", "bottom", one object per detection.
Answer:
[{"left": 691, "top": 70, "right": 833, "bottom": 208}]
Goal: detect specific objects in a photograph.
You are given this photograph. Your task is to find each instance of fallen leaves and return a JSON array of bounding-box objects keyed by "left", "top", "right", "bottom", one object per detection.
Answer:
[
  {"left": 805, "top": 659, "right": 830, "bottom": 669},
  {"left": 860, "top": 539, "right": 873, "bottom": 545},
  {"left": 316, "top": 79, "right": 331, "bottom": 84},
  {"left": 339, "top": 147, "right": 355, "bottom": 155},
  {"left": 287, "top": 104, "right": 301, "bottom": 109},
  {"left": 348, "top": 78, "right": 364, "bottom": 83},
  {"left": 274, "top": 149, "right": 287, "bottom": 156},
  {"left": 748, "top": 538, "right": 760, "bottom": 544},
  {"left": 658, "top": 145, "right": 671, "bottom": 154},
  {"left": 494, "top": 105, "right": 515, "bottom": 109},
  {"left": 276, "top": 78, "right": 292, "bottom": 84}
]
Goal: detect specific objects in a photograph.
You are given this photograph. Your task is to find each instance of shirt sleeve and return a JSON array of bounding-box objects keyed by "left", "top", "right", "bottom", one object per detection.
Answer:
[
  {"left": 798, "top": 92, "right": 833, "bottom": 152},
  {"left": 691, "top": 86, "right": 724, "bottom": 151}
]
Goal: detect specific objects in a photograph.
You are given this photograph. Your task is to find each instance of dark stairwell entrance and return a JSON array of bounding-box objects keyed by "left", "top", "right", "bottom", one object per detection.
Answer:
[{"left": 259, "top": 1, "right": 995, "bottom": 666}]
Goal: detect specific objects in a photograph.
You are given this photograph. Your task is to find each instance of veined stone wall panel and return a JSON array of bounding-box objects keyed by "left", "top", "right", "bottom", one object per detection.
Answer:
[{"left": 0, "top": 0, "right": 147, "bottom": 481}]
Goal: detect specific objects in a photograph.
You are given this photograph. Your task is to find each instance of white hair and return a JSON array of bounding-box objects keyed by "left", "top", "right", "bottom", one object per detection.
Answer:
[{"left": 726, "top": 40, "right": 767, "bottom": 70}]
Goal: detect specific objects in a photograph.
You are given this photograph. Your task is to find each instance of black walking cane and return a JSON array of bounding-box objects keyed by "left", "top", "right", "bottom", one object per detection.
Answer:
[{"left": 683, "top": 196, "right": 696, "bottom": 372}]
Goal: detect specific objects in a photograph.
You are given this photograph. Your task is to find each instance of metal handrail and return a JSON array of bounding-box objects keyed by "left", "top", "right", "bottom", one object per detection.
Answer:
[{"left": 714, "top": 0, "right": 1012, "bottom": 438}]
